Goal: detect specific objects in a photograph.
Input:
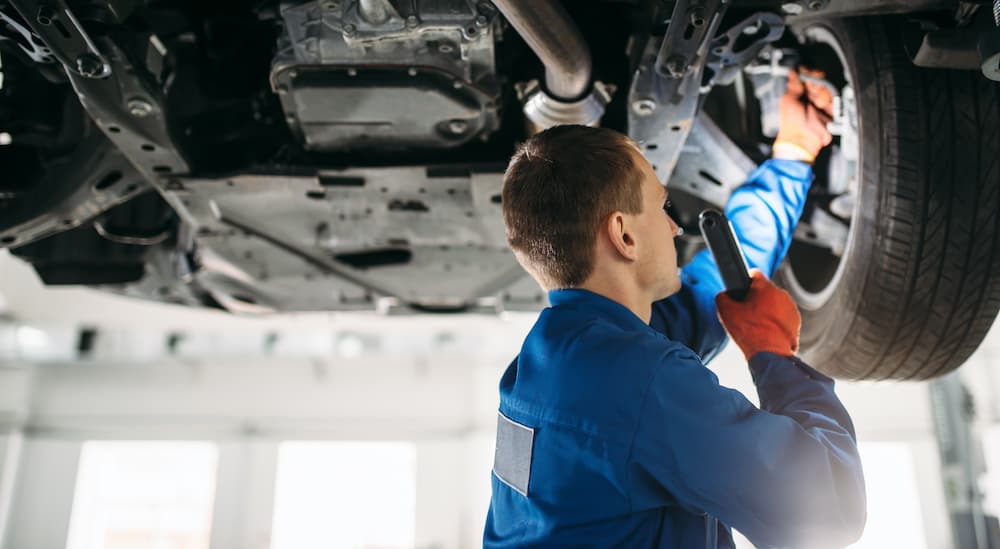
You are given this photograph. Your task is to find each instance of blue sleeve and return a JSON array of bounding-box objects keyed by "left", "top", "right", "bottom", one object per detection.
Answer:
[
  {"left": 627, "top": 347, "right": 866, "bottom": 549},
  {"left": 650, "top": 159, "right": 812, "bottom": 361}
]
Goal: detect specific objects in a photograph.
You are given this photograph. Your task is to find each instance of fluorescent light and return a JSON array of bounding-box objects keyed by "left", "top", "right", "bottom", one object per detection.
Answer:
[{"left": 15, "top": 325, "right": 49, "bottom": 350}]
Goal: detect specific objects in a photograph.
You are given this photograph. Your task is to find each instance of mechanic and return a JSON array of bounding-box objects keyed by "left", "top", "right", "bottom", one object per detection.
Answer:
[{"left": 484, "top": 70, "right": 867, "bottom": 548}]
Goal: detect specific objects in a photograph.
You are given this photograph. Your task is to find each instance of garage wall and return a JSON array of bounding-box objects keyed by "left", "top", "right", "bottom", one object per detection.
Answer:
[
  {"left": 4, "top": 437, "right": 82, "bottom": 549},
  {"left": 1, "top": 343, "right": 957, "bottom": 549},
  {"left": 21, "top": 357, "right": 477, "bottom": 439},
  {"left": 0, "top": 352, "right": 509, "bottom": 549}
]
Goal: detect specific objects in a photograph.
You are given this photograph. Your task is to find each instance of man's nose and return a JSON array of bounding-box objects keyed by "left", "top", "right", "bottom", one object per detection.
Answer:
[{"left": 668, "top": 216, "right": 682, "bottom": 237}]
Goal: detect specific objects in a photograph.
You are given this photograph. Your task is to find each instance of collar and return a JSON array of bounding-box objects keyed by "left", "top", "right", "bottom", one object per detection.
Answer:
[{"left": 546, "top": 288, "right": 651, "bottom": 332}]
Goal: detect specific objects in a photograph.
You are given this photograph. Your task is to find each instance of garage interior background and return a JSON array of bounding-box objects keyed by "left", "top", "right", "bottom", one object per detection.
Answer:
[{"left": 2, "top": 246, "right": 999, "bottom": 549}]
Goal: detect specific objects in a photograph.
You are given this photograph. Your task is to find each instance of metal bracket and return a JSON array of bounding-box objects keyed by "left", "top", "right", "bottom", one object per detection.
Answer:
[
  {"left": 0, "top": 131, "right": 150, "bottom": 248},
  {"left": 705, "top": 12, "right": 785, "bottom": 86},
  {"left": 628, "top": 0, "right": 728, "bottom": 182},
  {"left": 7, "top": 0, "right": 187, "bottom": 185},
  {"left": 668, "top": 112, "right": 757, "bottom": 209},
  {"left": 0, "top": 7, "right": 55, "bottom": 64},
  {"left": 744, "top": 47, "right": 796, "bottom": 137},
  {"left": 0, "top": 2, "right": 191, "bottom": 248},
  {"left": 6, "top": 0, "right": 110, "bottom": 78}
]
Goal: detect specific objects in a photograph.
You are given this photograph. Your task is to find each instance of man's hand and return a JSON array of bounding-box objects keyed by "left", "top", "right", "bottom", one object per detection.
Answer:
[
  {"left": 773, "top": 68, "right": 834, "bottom": 164},
  {"left": 715, "top": 270, "right": 801, "bottom": 361}
]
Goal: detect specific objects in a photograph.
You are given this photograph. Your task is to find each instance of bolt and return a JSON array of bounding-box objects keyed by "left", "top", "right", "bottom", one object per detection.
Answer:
[
  {"left": 343, "top": 23, "right": 357, "bottom": 36},
  {"left": 632, "top": 98, "right": 657, "bottom": 116},
  {"left": 127, "top": 98, "right": 153, "bottom": 117},
  {"left": 808, "top": 0, "right": 823, "bottom": 10},
  {"left": 689, "top": 8, "right": 706, "bottom": 27},
  {"left": 75, "top": 53, "right": 107, "bottom": 78},
  {"left": 664, "top": 55, "right": 687, "bottom": 78},
  {"left": 781, "top": 2, "right": 804, "bottom": 14},
  {"left": 407, "top": 67, "right": 418, "bottom": 76},
  {"left": 36, "top": 6, "right": 56, "bottom": 25},
  {"left": 406, "top": 15, "right": 419, "bottom": 29},
  {"left": 448, "top": 119, "right": 468, "bottom": 134},
  {"left": 475, "top": 15, "right": 489, "bottom": 28},
  {"left": 346, "top": 67, "right": 358, "bottom": 76}
]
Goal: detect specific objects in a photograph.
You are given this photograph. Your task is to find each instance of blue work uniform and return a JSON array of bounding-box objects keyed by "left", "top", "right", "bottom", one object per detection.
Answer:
[{"left": 484, "top": 159, "right": 867, "bottom": 548}]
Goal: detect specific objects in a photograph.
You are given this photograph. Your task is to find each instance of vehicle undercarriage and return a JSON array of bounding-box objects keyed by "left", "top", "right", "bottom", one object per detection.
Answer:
[{"left": 2, "top": 0, "right": 1000, "bottom": 379}]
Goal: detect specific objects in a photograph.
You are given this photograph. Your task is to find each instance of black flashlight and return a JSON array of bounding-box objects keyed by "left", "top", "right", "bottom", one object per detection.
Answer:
[{"left": 698, "top": 209, "right": 752, "bottom": 300}]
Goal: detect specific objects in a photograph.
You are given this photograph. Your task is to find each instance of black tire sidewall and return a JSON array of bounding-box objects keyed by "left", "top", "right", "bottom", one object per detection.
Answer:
[{"left": 776, "top": 18, "right": 888, "bottom": 379}]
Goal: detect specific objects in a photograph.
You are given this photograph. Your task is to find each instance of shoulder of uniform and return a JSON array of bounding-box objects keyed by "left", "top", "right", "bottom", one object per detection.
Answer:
[{"left": 574, "top": 321, "right": 700, "bottom": 365}]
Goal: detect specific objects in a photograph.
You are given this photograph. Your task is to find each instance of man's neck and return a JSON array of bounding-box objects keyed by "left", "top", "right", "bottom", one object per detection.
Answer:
[{"left": 575, "top": 276, "right": 652, "bottom": 325}]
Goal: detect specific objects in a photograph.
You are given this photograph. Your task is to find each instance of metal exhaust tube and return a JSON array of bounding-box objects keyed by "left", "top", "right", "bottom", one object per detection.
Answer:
[
  {"left": 492, "top": 0, "right": 613, "bottom": 132},
  {"left": 491, "top": 0, "right": 592, "bottom": 100}
]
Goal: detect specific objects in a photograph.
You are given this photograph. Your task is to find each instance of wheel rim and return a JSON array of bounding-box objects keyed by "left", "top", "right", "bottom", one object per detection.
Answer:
[{"left": 780, "top": 25, "right": 862, "bottom": 312}]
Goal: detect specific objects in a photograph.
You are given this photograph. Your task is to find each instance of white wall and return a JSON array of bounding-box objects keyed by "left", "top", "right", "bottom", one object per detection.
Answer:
[
  {"left": 4, "top": 438, "right": 82, "bottom": 549},
  {"left": 0, "top": 340, "right": 955, "bottom": 549},
  {"left": 0, "top": 430, "right": 24, "bottom": 548},
  {"left": 0, "top": 341, "right": 514, "bottom": 549}
]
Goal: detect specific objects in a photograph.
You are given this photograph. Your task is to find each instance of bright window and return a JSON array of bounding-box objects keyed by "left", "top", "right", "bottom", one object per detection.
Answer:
[
  {"left": 979, "top": 425, "right": 1000, "bottom": 518},
  {"left": 65, "top": 441, "right": 218, "bottom": 549},
  {"left": 847, "top": 442, "right": 926, "bottom": 549},
  {"left": 271, "top": 441, "right": 416, "bottom": 549}
]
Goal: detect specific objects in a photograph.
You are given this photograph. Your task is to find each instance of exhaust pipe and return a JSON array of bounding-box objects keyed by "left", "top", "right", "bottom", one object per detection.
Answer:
[
  {"left": 491, "top": 0, "right": 612, "bottom": 131},
  {"left": 491, "top": 0, "right": 591, "bottom": 100}
]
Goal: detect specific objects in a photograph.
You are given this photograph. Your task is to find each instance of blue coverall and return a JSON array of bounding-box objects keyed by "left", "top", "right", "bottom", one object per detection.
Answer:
[{"left": 484, "top": 159, "right": 867, "bottom": 548}]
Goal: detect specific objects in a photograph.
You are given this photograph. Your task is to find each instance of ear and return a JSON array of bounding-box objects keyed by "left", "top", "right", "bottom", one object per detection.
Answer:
[{"left": 603, "top": 212, "right": 639, "bottom": 262}]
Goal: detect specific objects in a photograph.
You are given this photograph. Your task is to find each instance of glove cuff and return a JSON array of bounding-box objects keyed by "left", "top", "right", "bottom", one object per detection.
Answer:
[
  {"left": 739, "top": 343, "right": 796, "bottom": 363},
  {"left": 772, "top": 140, "right": 816, "bottom": 164}
]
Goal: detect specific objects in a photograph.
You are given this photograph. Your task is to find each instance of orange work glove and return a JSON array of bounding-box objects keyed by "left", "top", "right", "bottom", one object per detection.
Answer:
[
  {"left": 773, "top": 68, "right": 834, "bottom": 164},
  {"left": 715, "top": 270, "right": 801, "bottom": 361}
]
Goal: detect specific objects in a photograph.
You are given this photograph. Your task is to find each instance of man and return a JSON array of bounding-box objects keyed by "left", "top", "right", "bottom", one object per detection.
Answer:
[{"left": 484, "top": 70, "right": 866, "bottom": 548}]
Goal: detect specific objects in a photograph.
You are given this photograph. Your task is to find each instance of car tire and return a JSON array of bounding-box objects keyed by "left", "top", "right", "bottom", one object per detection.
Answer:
[{"left": 776, "top": 15, "right": 1000, "bottom": 380}]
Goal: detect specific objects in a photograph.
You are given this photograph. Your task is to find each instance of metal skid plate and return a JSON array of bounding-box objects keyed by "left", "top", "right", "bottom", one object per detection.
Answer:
[
  {"left": 270, "top": 64, "right": 499, "bottom": 151},
  {"left": 165, "top": 164, "right": 542, "bottom": 313}
]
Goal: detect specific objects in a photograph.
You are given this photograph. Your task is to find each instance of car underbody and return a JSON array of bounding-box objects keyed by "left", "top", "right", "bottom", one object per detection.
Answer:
[{"left": 2, "top": 0, "right": 1000, "bottom": 379}]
